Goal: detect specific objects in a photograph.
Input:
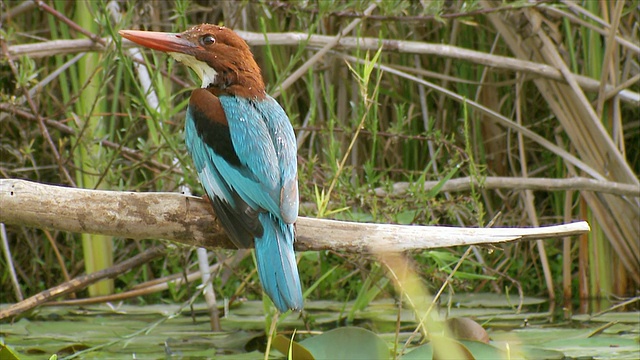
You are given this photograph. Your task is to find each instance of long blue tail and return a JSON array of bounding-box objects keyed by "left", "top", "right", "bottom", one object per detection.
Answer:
[{"left": 254, "top": 212, "right": 303, "bottom": 312}]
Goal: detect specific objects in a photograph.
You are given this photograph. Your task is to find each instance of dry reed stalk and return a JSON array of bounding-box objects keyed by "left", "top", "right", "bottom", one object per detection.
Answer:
[{"left": 482, "top": 1, "right": 639, "bottom": 284}]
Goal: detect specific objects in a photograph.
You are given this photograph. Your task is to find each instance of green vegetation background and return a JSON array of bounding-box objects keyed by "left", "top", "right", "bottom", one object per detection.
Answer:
[{"left": 1, "top": 0, "right": 638, "bottom": 310}]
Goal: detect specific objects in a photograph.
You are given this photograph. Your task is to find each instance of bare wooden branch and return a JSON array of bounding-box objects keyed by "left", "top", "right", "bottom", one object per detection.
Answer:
[
  {"left": 373, "top": 176, "right": 640, "bottom": 198},
  {"left": 0, "top": 246, "right": 166, "bottom": 320},
  {"left": 1, "top": 179, "right": 590, "bottom": 253},
  {"left": 5, "top": 33, "right": 638, "bottom": 105}
]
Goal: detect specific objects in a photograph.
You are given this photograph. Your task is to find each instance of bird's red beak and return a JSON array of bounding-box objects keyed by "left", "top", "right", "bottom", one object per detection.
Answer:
[{"left": 119, "top": 30, "right": 196, "bottom": 54}]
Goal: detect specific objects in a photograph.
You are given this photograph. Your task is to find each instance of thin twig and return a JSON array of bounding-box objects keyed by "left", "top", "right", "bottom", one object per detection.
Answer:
[
  {"left": 0, "top": 223, "right": 23, "bottom": 301},
  {"left": 595, "top": 0, "right": 626, "bottom": 118},
  {"left": 0, "top": 246, "right": 166, "bottom": 320},
  {"left": 48, "top": 261, "right": 227, "bottom": 307},
  {"left": 338, "top": 52, "right": 607, "bottom": 180},
  {"left": 34, "top": 0, "right": 107, "bottom": 46},
  {"left": 1, "top": 41, "right": 76, "bottom": 186},
  {"left": 265, "top": 0, "right": 552, "bottom": 22},
  {"left": 0, "top": 104, "right": 183, "bottom": 176},
  {"left": 42, "top": 229, "right": 74, "bottom": 297},
  {"left": 272, "top": 3, "right": 377, "bottom": 96},
  {"left": 542, "top": 4, "right": 639, "bottom": 56}
]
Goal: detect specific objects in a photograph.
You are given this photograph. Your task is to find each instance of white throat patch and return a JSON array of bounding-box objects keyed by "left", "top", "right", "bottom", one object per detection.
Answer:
[{"left": 169, "top": 52, "right": 218, "bottom": 88}]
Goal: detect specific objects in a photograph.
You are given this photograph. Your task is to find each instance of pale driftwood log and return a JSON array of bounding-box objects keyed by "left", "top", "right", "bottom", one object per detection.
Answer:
[{"left": 0, "top": 179, "right": 590, "bottom": 252}]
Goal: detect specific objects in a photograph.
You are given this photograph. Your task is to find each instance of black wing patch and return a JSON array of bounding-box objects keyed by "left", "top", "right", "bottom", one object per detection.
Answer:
[
  {"left": 189, "top": 89, "right": 241, "bottom": 167},
  {"left": 189, "top": 89, "right": 264, "bottom": 249}
]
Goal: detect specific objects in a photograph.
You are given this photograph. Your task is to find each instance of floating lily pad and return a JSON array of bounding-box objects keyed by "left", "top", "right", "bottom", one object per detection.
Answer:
[
  {"left": 450, "top": 293, "right": 547, "bottom": 308},
  {"left": 2, "top": 298, "right": 637, "bottom": 359},
  {"left": 543, "top": 336, "right": 640, "bottom": 359},
  {"left": 573, "top": 312, "right": 640, "bottom": 324},
  {"left": 401, "top": 338, "right": 502, "bottom": 360},
  {"left": 300, "top": 327, "right": 390, "bottom": 360}
]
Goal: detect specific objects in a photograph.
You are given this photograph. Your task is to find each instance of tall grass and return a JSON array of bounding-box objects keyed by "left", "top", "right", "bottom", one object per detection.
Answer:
[
  {"left": 72, "top": 0, "right": 114, "bottom": 297},
  {"left": 1, "top": 1, "right": 638, "bottom": 310}
]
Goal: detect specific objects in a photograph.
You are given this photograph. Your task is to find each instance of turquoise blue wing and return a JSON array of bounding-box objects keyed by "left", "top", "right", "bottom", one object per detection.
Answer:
[{"left": 220, "top": 95, "right": 298, "bottom": 224}]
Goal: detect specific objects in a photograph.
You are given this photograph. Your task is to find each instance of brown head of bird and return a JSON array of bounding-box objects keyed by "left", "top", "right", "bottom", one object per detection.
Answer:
[{"left": 120, "top": 24, "right": 265, "bottom": 98}]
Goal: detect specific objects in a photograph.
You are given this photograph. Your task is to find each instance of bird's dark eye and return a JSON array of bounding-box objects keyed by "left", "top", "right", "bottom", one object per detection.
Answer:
[{"left": 201, "top": 35, "right": 215, "bottom": 46}]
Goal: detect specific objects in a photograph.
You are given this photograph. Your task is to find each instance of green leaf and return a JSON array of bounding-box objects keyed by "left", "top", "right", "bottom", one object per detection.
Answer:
[
  {"left": 573, "top": 312, "right": 640, "bottom": 324},
  {"left": 300, "top": 327, "right": 390, "bottom": 360},
  {"left": 400, "top": 343, "right": 433, "bottom": 360},
  {"left": 400, "top": 338, "right": 477, "bottom": 360},
  {"left": 396, "top": 210, "right": 418, "bottom": 225},
  {"left": 425, "top": 162, "right": 461, "bottom": 198},
  {"left": 272, "top": 334, "right": 315, "bottom": 360},
  {"left": 459, "top": 340, "right": 506, "bottom": 359},
  {"left": 0, "top": 343, "right": 22, "bottom": 360},
  {"left": 517, "top": 346, "right": 565, "bottom": 360},
  {"left": 543, "top": 336, "right": 640, "bottom": 359}
]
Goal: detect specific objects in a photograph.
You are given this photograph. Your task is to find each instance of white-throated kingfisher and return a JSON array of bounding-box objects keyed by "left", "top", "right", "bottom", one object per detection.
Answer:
[{"left": 119, "top": 24, "right": 303, "bottom": 312}]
